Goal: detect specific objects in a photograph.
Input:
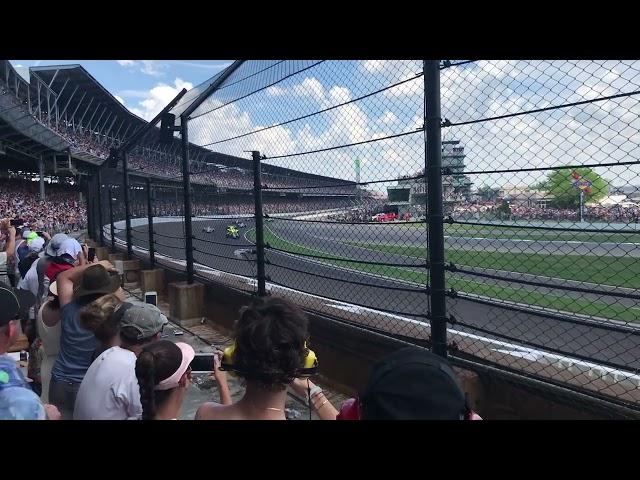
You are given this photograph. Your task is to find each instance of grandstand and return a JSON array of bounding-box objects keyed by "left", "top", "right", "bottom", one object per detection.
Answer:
[{"left": 1, "top": 60, "right": 359, "bottom": 226}]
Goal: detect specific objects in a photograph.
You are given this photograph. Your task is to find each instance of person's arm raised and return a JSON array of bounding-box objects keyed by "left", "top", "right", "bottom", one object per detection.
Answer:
[
  {"left": 213, "top": 351, "right": 232, "bottom": 405},
  {"left": 57, "top": 260, "right": 115, "bottom": 307},
  {"left": 4, "top": 225, "right": 16, "bottom": 263}
]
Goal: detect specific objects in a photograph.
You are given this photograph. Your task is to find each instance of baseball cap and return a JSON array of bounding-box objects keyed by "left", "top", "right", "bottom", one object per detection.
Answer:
[
  {"left": 45, "top": 233, "right": 68, "bottom": 257},
  {"left": 0, "top": 283, "right": 36, "bottom": 327},
  {"left": 25, "top": 231, "right": 38, "bottom": 245},
  {"left": 120, "top": 301, "right": 169, "bottom": 340},
  {"left": 359, "top": 347, "right": 468, "bottom": 420},
  {"left": 28, "top": 237, "right": 45, "bottom": 253},
  {"left": 155, "top": 342, "right": 195, "bottom": 391}
]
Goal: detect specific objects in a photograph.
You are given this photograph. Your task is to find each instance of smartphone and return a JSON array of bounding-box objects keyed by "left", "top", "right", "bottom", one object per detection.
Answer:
[
  {"left": 36, "top": 231, "right": 46, "bottom": 238},
  {"left": 87, "top": 247, "right": 96, "bottom": 262},
  {"left": 144, "top": 291, "right": 157, "bottom": 306},
  {"left": 190, "top": 353, "right": 216, "bottom": 373},
  {"left": 10, "top": 218, "right": 24, "bottom": 227}
]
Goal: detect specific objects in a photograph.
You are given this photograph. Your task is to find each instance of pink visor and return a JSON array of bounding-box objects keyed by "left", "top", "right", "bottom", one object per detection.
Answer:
[{"left": 155, "top": 342, "right": 195, "bottom": 391}]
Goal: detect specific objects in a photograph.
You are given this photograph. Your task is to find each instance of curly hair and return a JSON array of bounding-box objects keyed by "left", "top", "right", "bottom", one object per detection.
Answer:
[
  {"left": 135, "top": 340, "right": 182, "bottom": 420},
  {"left": 79, "top": 293, "right": 123, "bottom": 342},
  {"left": 232, "top": 296, "right": 309, "bottom": 391}
]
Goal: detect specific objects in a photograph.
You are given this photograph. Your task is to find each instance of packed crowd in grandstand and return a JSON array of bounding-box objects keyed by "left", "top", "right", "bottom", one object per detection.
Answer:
[
  {"left": 0, "top": 178, "right": 86, "bottom": 232},
  {"left": 452, "top": 202, "right": 640, "bottom": 223}
]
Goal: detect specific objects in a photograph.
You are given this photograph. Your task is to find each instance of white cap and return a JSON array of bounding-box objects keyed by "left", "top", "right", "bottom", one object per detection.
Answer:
[{"left": 28, "top": 237, "right": 45, "bottom": 253}]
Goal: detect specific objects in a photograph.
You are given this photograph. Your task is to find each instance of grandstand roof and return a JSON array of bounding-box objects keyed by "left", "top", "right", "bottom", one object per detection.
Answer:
[{"left": 30, "top": 64, "right": 146, "bottom": 136}]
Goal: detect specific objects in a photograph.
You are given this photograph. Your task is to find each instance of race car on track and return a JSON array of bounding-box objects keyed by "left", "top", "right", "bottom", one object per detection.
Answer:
[
  {"left": 226, "top": 225, "right": 240, "bottom": 239},
  {"left": 202, "top": 226, "right": 215, "bottom": 233}
]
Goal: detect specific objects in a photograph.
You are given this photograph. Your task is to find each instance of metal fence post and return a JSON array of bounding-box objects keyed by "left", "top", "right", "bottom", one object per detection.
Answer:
[
  {"left": 109, "top": 186, "right": 116, "bottom": 253},
  {"left": 180, "top": 118, "right": 195, "bottom": 284},
  {"left": 424, "top": 60, "right": 448, "bottom": 358},
  {"left": 97, "top": 168, "right": 104, "bottom": 247},
  {"left": 122, "top": 151, "right": 133, "bottom": 259},
  {"left": 252, "top": 150, "right": 267, "bottom": 296},
  {"left": 86, "top": 186, "right": 94, "bottom": 241},
  {"left": 146, "top": 178, "right": 155, "bottom": 268}
]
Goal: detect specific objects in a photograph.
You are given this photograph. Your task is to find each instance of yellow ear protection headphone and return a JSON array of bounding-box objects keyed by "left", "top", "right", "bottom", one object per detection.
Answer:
[{"left": 220, "top": 342, "right": 318, "bottom": 376}]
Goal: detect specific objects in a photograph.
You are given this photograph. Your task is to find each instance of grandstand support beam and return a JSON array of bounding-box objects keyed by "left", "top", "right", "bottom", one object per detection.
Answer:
[
  {"left": 37, "top": 81, "right": 41, "bottom": 121},
  {"left": 146, "top": 178, "right": 155, "bottom": 268},
  {"left": 69, "top": 91, "right": 87, "bottom": 126},
  {"left": 49, "top": 77, "right": 69, "bottom": 125},
  {"left": 38, "top": 155, "right": 45, "bottom": 201},
  {"left": 86, "top": 106, "right": 105, "bottom": 135},
  {"left": 97, "top": 168, "right": 104, "bottom": 246},
  {"left": 103, "top": 115, "right": 117, "bottom": 144},
  {"left": 122, "top": 151, "right": 133, "bottom": 259},
  {"left": 424, "top": 60, "right": 448, "bottom": 358},
  {"left": 180, "top": 119, "right": 195, "bottom": 284},
  {"left": 98, "top": 112, "right": 113, "bottom": 139},
  {"left": 58, "top": 84, "right": 79, "bottom": 120},
  {"left": 108, "top": 187, "right": 116, "bottom": 253},
  {"left": 77, "top": 97, "right": 94, "bottom": 133},
  {"left": 252, "top": 151, "right": 267, "bottom": 297}
]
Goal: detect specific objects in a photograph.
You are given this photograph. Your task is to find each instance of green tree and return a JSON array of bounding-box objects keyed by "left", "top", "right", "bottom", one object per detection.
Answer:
[
  {"left": 541, "top": 167, "right": 609, "bottom": 209},
  {"left": 477, "top": 185, "right": 500, "bottom": 201},
  {"left": 496, "top": 200, "right": 511, "bottom": 219}
]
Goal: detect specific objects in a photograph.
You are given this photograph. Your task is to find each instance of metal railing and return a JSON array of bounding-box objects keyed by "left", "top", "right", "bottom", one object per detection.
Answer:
[{"left": 87, "top": 60, "right": 640, "bottom": 416}]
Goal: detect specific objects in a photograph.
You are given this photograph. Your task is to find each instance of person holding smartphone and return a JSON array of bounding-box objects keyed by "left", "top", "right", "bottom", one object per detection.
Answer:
[
  {"left": 195, "top": 297, "right": 309, "bottom": 421},
  {"left": 0, "top": 221, "right": 16, "bottom": 286}
]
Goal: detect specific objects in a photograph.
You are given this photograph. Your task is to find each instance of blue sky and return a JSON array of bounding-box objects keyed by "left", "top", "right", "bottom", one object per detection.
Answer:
[
  {"left": 10, "top": 59, "right": 232, "bottom": 119},
  {"left": 8, "top": 60, "right": 640, "bottom": 188}
]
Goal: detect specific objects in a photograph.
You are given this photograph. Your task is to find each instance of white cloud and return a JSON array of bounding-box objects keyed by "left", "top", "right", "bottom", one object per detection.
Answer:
[
  {"left": 173, "top": 60, "right": 640, "bottom": 189},
  {"left": 361, "top": 60, "right": 386, "bottom": 73},
  {"left": 114, "top": 95, "right": 125, "bottom": 105},
  {"left": 129, "top": 78, "right": 193, "bottom": 120},
  {"left": 173, "top": 61, "right": 232, "bottom": 70},
  {"left": 116, "top": 60, "right": 166, "bottom": 77},
  {"left": 266, "top": 85, "right": 286, "bottom": 96},
  {"left": 139, "top": 60, "right": 165, "bottom": 77},
  {"left": 378, "top": 111, "right": 399, "bottom": 125},
  {"left": 116, "top": 89, "right": 149, "bottom": 98}
]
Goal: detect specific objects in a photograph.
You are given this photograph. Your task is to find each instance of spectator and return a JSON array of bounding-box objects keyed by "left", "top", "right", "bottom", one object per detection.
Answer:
[
  {"left": 0, "top": 222, "right": 16, "bottom": 286},
  {"left": 293, "top": 347, "right": 482, "bottom": 420},
  {"left": 74, "top": 301, "right": 168, "bottom": 420},
  {"left": 18, "top": 236, "right": 44, "bottom": 279},
  {"left": 18, "top": 233, "right": 70, "bottom": 345},
  {"left": 37, "top": 282, "right": 61, "bottom": 404},
  {"left": 135, "top": 340, "right": 195, "bottom": 420},
  {"left": 78, "top": 293, "right": 123, "bottom": 360},
  {"left": 0, "top": 282, "right": 60, "bottom": 420},
  {"left": 195, "top": 297, "right": 309, "bottom": 420},
  {"left": 48, "top": 261, "right": 124, "bottom": 419}
]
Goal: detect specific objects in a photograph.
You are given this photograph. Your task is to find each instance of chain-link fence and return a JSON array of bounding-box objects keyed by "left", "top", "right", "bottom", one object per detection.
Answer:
[{"left": 92, "top": 60, "right": 640, "bottom": 415}]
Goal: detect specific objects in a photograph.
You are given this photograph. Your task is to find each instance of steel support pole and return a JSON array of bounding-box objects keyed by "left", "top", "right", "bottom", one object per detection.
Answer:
[
  {"left": 252, "top": 151, "right": 267, "bottom": 296},
  {"left": 424, "top": 60, "right": 447, "bottom": 358}
]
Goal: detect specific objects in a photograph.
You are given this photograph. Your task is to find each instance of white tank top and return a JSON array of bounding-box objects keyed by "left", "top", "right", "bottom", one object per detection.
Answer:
[{"left": 37, "top": 301, "right": 61, "bottom": 357}]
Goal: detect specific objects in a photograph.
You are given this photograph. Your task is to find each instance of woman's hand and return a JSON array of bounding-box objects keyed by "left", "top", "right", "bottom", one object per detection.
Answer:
[
  {"left": 291, "top": 377, "right": 315, "bottom": 397},
  {"left": 212, "top": 350, "right": 227, "bottom": 382}
]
